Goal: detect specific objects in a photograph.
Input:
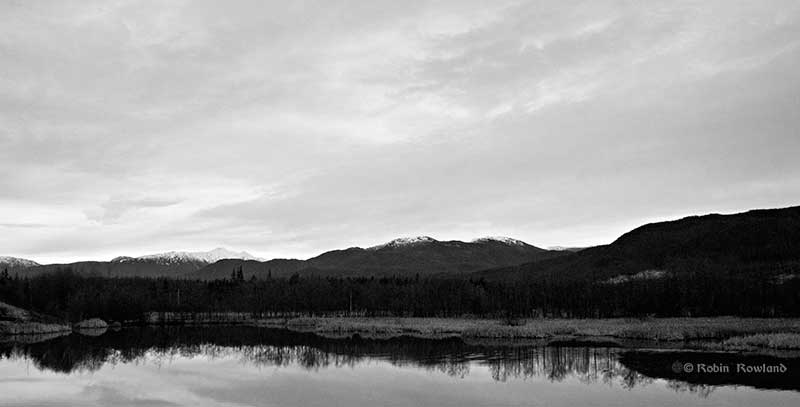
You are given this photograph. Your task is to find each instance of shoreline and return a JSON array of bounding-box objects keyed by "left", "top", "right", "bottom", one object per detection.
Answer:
[
  {"left": 0, "top": 301, "right": 72, "bottom": 337},
  {"left": 0, "top": 321, "right": 72, "bottom": 336},
  {"left": 4, "top": 316, "right": 800, "bottom": 354},
  {"left": 253, "top": 316, "right": 800, "bottom": 354},
  {"left": 252, "top": 316, "right": 800, "bottom": 341}
]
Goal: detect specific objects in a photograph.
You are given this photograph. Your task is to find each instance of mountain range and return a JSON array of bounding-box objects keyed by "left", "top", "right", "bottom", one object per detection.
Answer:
[
  {"left": 1, "top": 248, "right": 261, "bottom": 278},
  {"left": 1, "top": 236, "right": 560, "bottom": 280},
  {"left": 3, "top": 205, "right": 799, "bottom": 283},
  {"left": 189, "top": 236, "right": 560, "bottom": 280}
]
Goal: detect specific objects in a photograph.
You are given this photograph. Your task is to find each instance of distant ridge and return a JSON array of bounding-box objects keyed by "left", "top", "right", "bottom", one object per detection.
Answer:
[
  {"left": 6, "top": 237, "right": 559, "bottom": 280},
  {"left": 10, "top": 247, "right": 262, "bottom": 279},
  {"left": 113, "top": 247, "right": 263, "bottom": 264},
  {"left": 475, "top": 205, "right": 800, "bottom": 283},
  {"left": 188, "top": 236, "right": 562, "bottom": 280}
]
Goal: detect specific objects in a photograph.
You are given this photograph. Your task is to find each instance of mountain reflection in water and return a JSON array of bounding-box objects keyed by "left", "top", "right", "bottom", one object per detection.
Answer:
[{"left": 1, "top": 326, "right": 798, "bottom": 397}]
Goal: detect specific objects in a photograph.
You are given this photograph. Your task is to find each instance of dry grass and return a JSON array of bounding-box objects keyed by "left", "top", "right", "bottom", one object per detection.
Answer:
[
  {"left": 0, "top": 321, "right": 71, "bottom": 335},
  {"left": 257, "top": 317, "right": 800, "bottom": 342},
  {"left": 720, "top": 333, "right": 800, "bottom": 350},
  {"left": 0, "top": 301, "right": 34, "bottom": 321},
  {"left": 0, "top": 301, "right": 71, "bottom": 336}
]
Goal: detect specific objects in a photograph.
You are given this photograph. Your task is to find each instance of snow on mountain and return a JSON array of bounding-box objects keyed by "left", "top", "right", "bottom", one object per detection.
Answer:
[
  {"left": 0, "top": 256, "right": 40, "bottom": 268},
  {"left": 471, "top": 236, "right": 529, "bottom": 246},
  {"left": 547, "top": 246, "right": 585, "bottom": 252},
  {"left": 112, "top": 248, "right": 262, "bottom": 264},
  {"left": 369, "top": 236, "right": 438, "bottom": 250}
]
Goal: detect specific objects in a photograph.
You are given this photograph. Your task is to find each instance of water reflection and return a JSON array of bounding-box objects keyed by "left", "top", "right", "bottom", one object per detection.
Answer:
[
  {"left": 0, "top": 326, "right": 798, "bottom": 395},
  {"left": 620, "top": 350, "right": 800, "bottom": 392}
]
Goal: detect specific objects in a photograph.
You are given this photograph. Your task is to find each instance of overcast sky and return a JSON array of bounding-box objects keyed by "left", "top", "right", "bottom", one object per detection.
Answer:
[{"left": 2, "top": 0, "right": 799, "bottom": 263}]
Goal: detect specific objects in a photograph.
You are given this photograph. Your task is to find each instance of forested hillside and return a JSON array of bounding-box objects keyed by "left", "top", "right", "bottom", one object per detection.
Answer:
[{"left": 475, "top": 206, "right": 800, "bottom": 283}]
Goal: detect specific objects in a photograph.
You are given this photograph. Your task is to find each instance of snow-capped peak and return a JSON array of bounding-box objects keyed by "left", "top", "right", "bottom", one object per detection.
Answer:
[
  {"left": 471, "top": 236, "right": 529, "bottom": 246},
  {"left": 113, "top": 248, "right": 263, "bottom": 264},
  {"left": 369, "top": 236, "right": 438, "bottom": 250},
  {"left": 0, "top": 256, "right": 40, "bottom": 268}
]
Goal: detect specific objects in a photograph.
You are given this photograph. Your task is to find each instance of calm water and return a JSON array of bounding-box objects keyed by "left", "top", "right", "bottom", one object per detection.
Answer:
[{"left": 1, "top": 326, "right": 799, "bottom": 406}]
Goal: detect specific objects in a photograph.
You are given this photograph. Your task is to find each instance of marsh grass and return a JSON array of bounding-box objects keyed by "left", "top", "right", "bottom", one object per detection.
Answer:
[
  {"left": 0, "top": 321, "right": 72, "bottom": 335},
  {"left": 258, "top": 317, "right": 800, "bottom": 342},
  {"left": 720, "top": 333, "right": 800, "bottom": 350},
  {"left": 0, "top": 301, "right": 71, "bottom": 336}
]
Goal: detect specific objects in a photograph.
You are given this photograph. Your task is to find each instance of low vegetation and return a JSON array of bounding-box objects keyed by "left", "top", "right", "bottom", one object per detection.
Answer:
[
  {"left": 0, "top": 301, "right": 70, "bottom": 336},
  {"left": 258, "top": 317, "right": 800, "bottom": 342},
  {"left": 719, "top": 333, "right": 800, "bottom": 350}
]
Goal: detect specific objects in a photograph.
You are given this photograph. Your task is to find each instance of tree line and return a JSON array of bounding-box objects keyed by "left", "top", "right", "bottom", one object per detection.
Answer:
[{"left": 1, "top": 266, "right": 798, "bottom": 323}]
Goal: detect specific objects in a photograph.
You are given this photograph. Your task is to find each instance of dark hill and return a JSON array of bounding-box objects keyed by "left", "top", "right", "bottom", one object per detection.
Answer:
[
  {"left": 188, "top": 237, "right": 562, "bottom": 280},
  {"left": 19, "top": 259, "right": 208, "bottom": 279},
  {"left": 187, "top": 258, "right": 307, "bottom": 280},
  {"left": 475, "top": 206, "right": 800, "bottom": 282},
  {"left": 305, "top": 238, "right": 558, "bottom": 277}
]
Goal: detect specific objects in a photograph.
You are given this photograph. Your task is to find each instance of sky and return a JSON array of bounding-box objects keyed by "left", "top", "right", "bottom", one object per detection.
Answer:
[{"left": 1, "top": 0, "right": 799, "bottom": 264}]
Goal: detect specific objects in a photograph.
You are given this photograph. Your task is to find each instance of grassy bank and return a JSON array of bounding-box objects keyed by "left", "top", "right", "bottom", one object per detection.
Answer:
[
  {"left": 0, "top": 321, "right": 72, "bottom": 335},
  {"left": 702, "top": 333, "right": 800, "bottom": 351},
  {"left": 0, "top": 301, "right": 71, "bottom": 336},
  {"left": 255, "top": 317, "right": 800, "bottom": 342}
]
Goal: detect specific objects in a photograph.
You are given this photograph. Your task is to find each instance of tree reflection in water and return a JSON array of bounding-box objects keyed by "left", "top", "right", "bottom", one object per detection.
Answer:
[
  {"left": 1, "top": 326, "right": 797, "bottom": 397},
  {"left": 485, "top": 346, "right": 652, "bottom": 388}
]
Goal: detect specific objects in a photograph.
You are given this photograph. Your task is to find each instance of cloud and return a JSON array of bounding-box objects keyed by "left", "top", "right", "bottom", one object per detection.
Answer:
[
  {"left": 0, "top": 222, "right": 48, "bottom": 229},
  {"left": 86, "top": 197, "right": 183, "bottom": 224},
  {"left": 0, "top": 1, "right": 799, "bottom": 262}
]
